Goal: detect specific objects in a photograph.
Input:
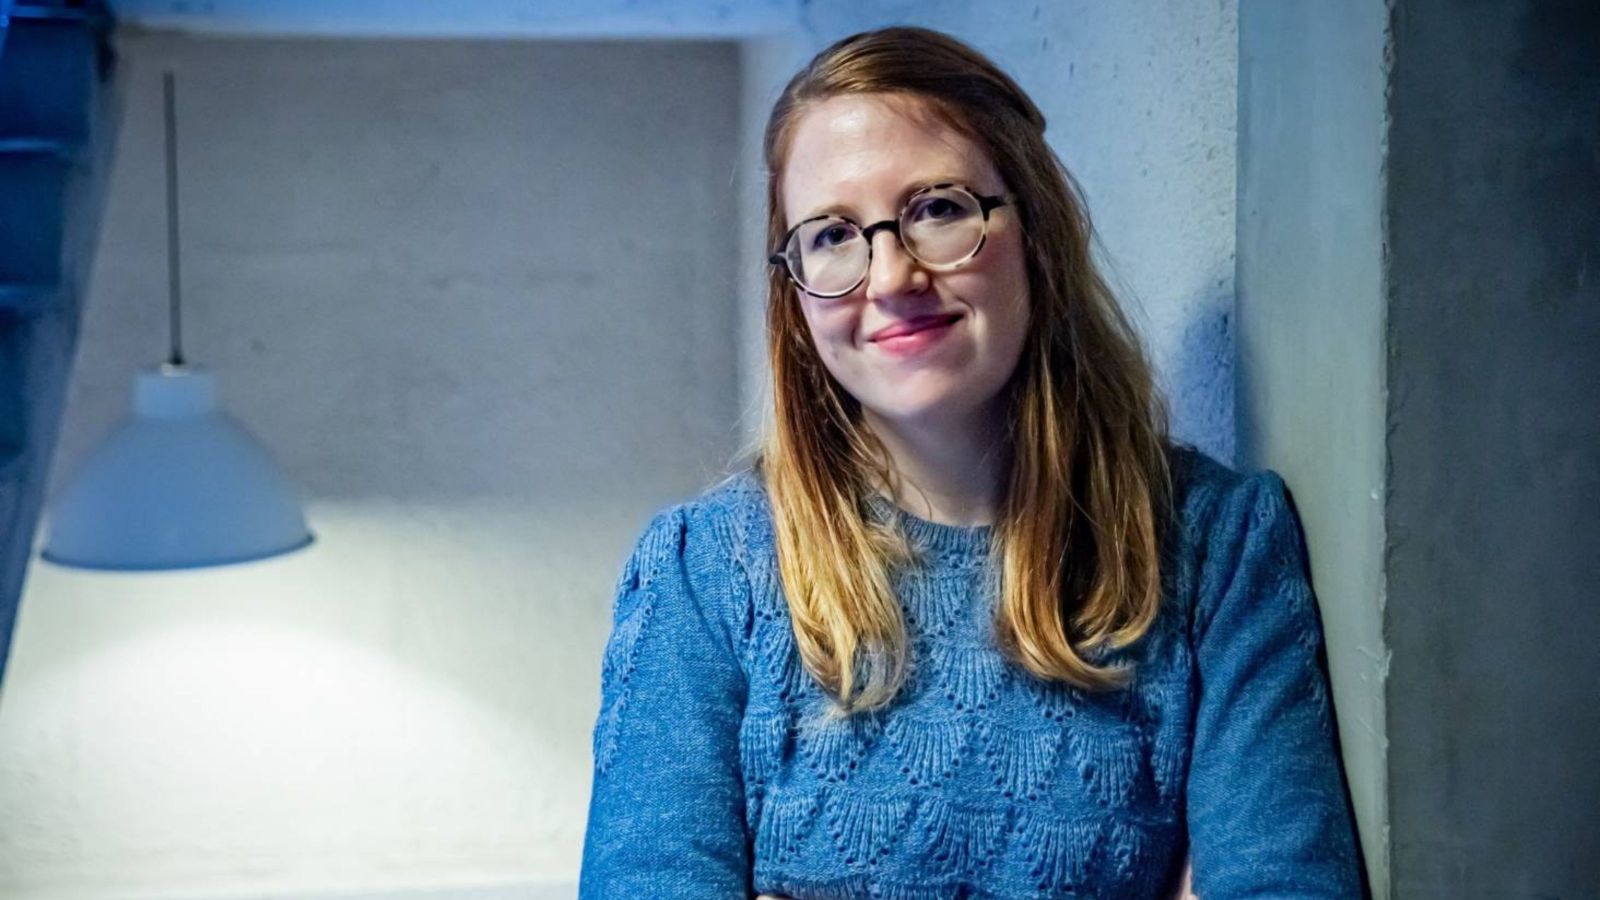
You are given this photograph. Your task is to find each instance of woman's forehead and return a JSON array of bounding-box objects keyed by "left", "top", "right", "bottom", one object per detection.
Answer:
[{"left": 781, "top": 94, "right": 998, "bottom": 220}]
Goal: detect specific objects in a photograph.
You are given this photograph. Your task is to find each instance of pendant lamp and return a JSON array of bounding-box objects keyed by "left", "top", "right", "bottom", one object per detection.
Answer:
[{"left": 40, "top": 71, "right": 313, "bottom": 571}]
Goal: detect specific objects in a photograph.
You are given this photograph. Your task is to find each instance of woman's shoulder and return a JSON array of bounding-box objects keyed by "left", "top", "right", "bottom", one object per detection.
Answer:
[
  {"left": 695, "top": 463, "right": 770, "bottom": 513},
  {"left": 609, "top": 470, "right": 771, "bottom": 657},
  {"left": 641, "top": 446, "right": 1291, "bottom": 572},
  {"left": 671, "top": 447, "right": 1276, "bottom": 552},
  {"left": 1167, "top": 439, "right": 1249, "bottom": 499},
  {"left": 681, "top": 462, "right": 777, "bottom": 551},
  {"left": 622, "top": 464, "right": 774, "bottom": 589},
  {"left": 1163, "top": 441, "right": 1313, "bottom": 628},
  {"left": 664, "top": 447, "right": 1278, "bottom": 544},
  {"left": 1164, "top": 440, "right": 1289, "bottom": 544}
]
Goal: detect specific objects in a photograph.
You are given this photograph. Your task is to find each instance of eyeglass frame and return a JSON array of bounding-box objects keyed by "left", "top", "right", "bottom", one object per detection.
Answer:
[{"left": 768, "top": 182, "right": 1018, "bottom": 299}]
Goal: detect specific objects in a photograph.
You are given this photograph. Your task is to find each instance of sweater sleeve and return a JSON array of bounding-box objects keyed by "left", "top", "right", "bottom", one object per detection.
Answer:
[
  {"left": 578, "top": 502, "right": 752, "bottom": 899},
  {"left": 1186, "top": 470, "right": 1364, "bottom": 899}
]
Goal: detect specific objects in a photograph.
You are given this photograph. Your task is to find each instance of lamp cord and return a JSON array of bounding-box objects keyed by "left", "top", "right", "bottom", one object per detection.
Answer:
[{"left": 163, "top": 70, "right": 185, "bottom": 367}]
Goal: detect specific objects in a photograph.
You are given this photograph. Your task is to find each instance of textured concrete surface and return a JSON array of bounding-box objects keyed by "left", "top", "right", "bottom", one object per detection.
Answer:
[
  {"left": 1384, "top": 1, "right": 1600, "bottom": 896},
  {"left": 1242, "top": 0, "right": 1600, "bottom": 896},
  {"left": 1237, "top": 1, "right": 1392, "bottom": 895},
  {"left": 1, "top": 35, "right": 739, "bottom": 898}
]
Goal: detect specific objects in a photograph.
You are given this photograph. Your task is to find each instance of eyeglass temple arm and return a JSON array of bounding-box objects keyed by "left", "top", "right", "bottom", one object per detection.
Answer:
[{"left": 979, "top": 192, "right": 1017, "bottom": 214}]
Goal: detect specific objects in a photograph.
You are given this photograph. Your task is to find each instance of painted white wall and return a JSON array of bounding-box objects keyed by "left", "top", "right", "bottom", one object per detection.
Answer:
[
  {"left": 1237, "top": 2, "right": 1391, "bottom": 893},
  {"left": 1, "top": 34, "right": 740, "bottom": 899}
]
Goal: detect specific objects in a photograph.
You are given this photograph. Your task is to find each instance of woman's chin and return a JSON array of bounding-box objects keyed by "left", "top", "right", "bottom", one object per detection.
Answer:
[{"left": 862, "top": 394, "right": 984, "bottom": 431}]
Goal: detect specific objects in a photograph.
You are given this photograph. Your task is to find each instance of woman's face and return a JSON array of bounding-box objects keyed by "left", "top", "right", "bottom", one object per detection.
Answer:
[{"left": 780, "top": 93, "right": 1031, "bottom": 435}]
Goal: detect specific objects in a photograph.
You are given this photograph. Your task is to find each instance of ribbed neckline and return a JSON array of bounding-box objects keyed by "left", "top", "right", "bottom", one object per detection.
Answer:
[{"left": 862, "top": 491, "right": 993, "bottom": 562}]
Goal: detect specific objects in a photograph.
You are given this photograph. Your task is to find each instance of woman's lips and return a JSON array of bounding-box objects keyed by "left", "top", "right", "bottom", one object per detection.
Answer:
[
  {"left": 869, "top": 313, "right": 963, "bottom": 356},
  {"left": 869, "top": 313, "right": 963, "bottom": 342}
]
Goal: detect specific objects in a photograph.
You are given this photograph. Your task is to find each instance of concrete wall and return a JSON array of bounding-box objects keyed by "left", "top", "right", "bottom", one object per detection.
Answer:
[
  {"left": 1240, "top": 0, "right": 1600, "bottom": 895},
  {"left": 1384, "top": 1, "right": 1600, "bottom": 896},
  {"left": 1236, "top": 1, "right": 1392, "bottom": 895},
  {"left": 734, "top": 35, "right": 806, "bottom": 449},
  {"left": 0, "top": 34, "right": 740, "bottom": 898}
]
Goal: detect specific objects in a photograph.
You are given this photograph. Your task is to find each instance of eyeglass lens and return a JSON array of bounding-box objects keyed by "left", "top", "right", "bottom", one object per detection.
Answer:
[{"left": 783, "top": 186, "right": 989, "bottom": 296}]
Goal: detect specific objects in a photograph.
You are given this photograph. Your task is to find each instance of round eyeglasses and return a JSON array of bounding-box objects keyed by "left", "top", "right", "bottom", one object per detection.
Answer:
[{"left": 769, "top": 183, "right": 1017, "bottom": 298}]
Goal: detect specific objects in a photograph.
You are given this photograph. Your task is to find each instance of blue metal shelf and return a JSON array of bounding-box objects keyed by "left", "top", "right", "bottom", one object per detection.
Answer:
[
  {"left": 0, "top": 135, "right": 78, "bottom": 157},
  {"left": 10, "top": 4, "right": 101, "bottom": 23},
  {"left": 0, "top": 282, "right": 53, "bottom": 316}
]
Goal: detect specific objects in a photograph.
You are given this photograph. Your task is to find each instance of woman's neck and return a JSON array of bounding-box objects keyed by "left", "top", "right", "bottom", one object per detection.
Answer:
[{"left": 862, "top": 406, "right": 1010, "bottom": 527}]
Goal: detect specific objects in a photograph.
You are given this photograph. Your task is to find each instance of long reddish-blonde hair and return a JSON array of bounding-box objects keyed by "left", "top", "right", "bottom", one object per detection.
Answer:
[{"left": 758, "top": 26, "right": 1176, "bottom": 714}]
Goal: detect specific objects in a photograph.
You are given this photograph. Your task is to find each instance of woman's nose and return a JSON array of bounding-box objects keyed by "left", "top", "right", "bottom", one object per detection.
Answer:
[{"left": 864, "top": 229, "right": 929, "bottom": 302}]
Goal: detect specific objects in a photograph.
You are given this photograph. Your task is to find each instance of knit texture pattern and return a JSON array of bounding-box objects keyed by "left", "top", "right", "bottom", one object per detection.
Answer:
[{"left": 579, "top": 445, "right": 1363, "bottom": 899}]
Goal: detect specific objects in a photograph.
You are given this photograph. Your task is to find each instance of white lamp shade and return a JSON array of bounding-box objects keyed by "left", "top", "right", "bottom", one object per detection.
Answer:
[{"left": 41, "top": 365, "right": 314, "bottom": 571}]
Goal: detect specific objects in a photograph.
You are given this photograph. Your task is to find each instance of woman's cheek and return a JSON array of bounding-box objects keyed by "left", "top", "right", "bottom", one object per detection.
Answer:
[{"left": 808, "top": 307, "right": 862, "bottom": 359}]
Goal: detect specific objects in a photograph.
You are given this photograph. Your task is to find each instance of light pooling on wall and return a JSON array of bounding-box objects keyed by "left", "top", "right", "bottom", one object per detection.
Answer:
[{"left": 3, "top": 34, "right": 741, "bottom": 898}]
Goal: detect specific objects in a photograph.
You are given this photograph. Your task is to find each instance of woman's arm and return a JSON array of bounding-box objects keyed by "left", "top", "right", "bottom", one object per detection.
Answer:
[
  {"left": 1186, "top": 471, "right": 1364, "bottom": 898},
  {"left": 578, "top": 503, "right": 752, "bottom": 898}
]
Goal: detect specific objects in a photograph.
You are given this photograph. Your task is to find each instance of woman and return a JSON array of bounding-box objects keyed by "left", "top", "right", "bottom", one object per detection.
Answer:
[{"left": 579, "top": 26, "right": 1363, "bottom": 900}]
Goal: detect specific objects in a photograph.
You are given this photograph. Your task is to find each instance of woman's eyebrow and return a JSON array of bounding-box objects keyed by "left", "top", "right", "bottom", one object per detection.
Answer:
[{"left": 797, "top": 175, "right": 970, "bottom": 221}]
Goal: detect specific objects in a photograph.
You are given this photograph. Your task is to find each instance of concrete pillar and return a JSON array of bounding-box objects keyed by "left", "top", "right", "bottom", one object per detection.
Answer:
[{"left": 1239, "top": 1, "right": 1599, "bottom": 896}]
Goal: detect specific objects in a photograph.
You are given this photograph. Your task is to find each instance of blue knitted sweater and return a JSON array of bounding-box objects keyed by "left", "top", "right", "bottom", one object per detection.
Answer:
[{"left": 578, "top": 445, "right": 1363, "bottom": 899}]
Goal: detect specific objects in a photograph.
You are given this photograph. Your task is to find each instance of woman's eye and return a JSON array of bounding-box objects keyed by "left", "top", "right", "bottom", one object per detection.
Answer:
[
  {"left": 811, "top": 225, "right": 854, "bottom": 250},
  {"left": 912, "top": 197, "right": 963, "bottom": 221}
]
